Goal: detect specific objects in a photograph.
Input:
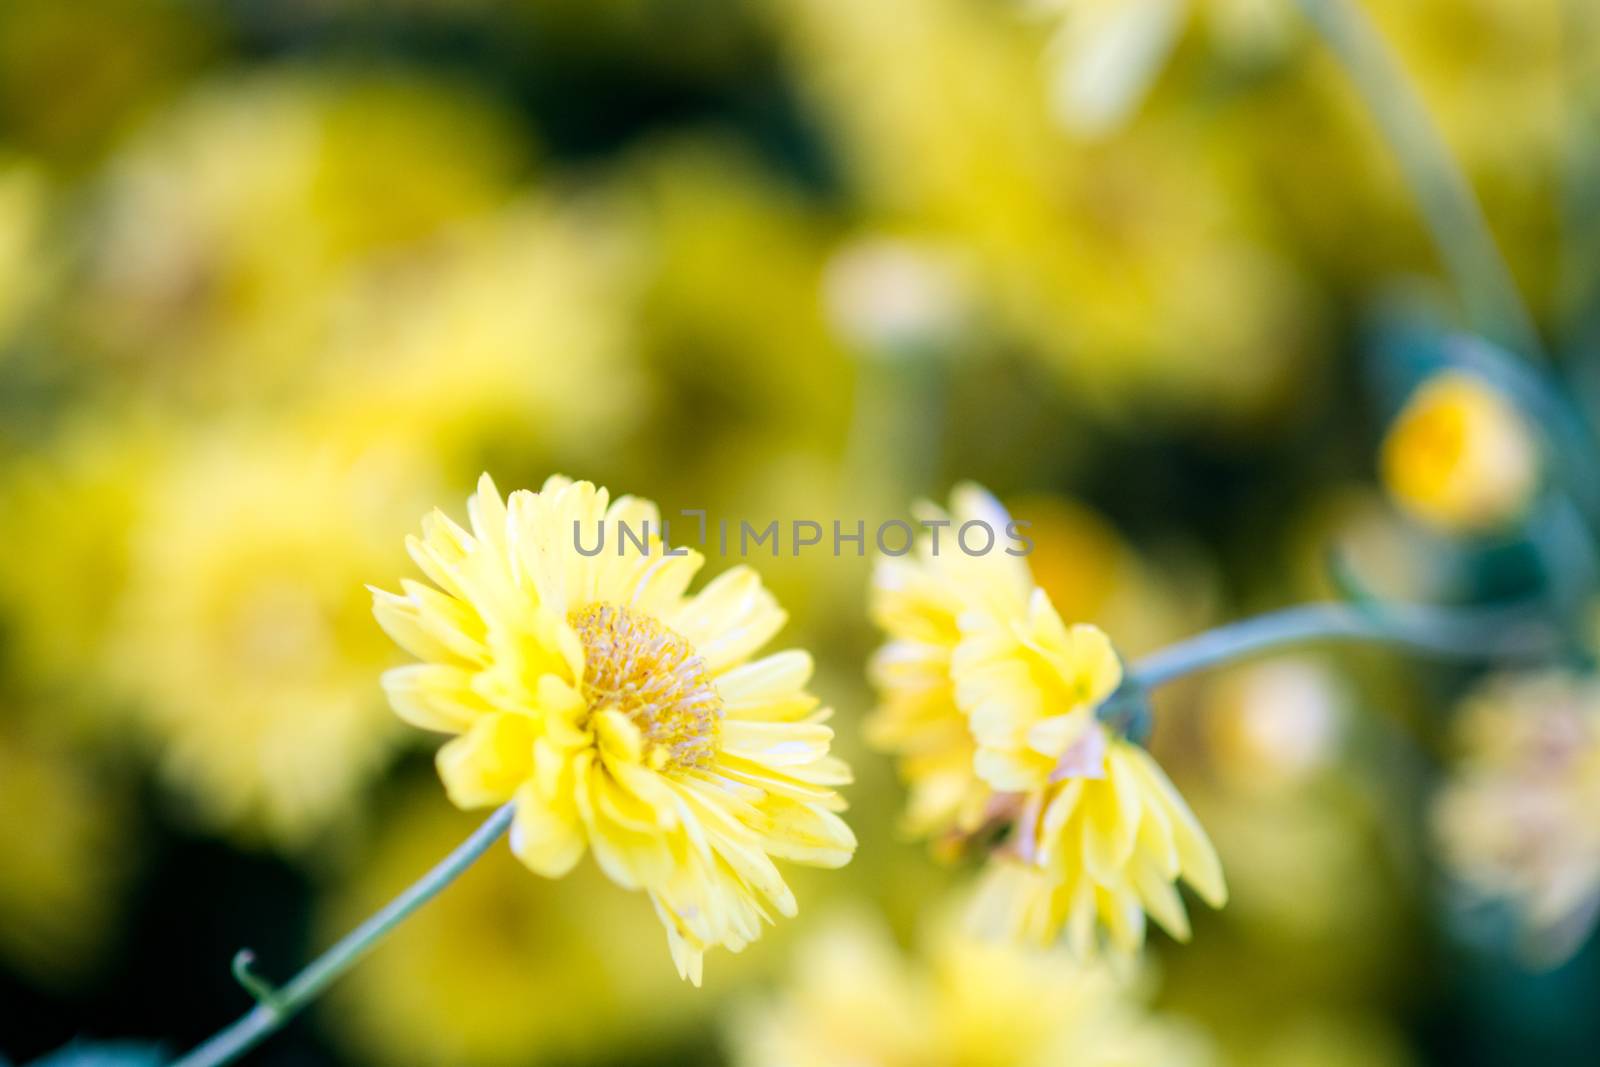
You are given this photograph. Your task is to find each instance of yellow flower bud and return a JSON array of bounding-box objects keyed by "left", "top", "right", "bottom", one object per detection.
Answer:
[{"left": 1380, "top": 371, "right": 1538, "bottom": 532}]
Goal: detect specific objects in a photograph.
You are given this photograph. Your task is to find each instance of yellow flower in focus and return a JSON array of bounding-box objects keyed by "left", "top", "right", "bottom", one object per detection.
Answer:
[
  {"left": 372, "top": 475, "right": 857, "bottom": 983},
  {"left": 869, "top": 484, "right": 1225, "bottom": 957},
  {"left": 111, "top": 432, "right": 425, "bottom": 848},
  {"left": 1433, "top": 671, "right": 1600, "bottom": 964},
  {"left": 729, "top": 908, "right": 1216, "bottom": 1067},
  {"left": 322, "top": 787, "right": 704, "bottom": 1067},
  {"left": 1380, "top": 371, "right": 1538, "bottom": 532}
]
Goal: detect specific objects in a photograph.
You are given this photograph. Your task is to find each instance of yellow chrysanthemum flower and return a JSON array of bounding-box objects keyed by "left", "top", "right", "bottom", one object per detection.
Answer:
[
  {"left": 1433, "top": 671, "right": 1600, "bottom": 963},
  {"left": 1380, "top": 371, "right": 1539, "bottom": 532},
  {"left": 729, "top": 907, "right": 1216, "bottom": 1067},
  {"left": 869, "top": 483, "right": 1225, "bottom": 957},
  {"left": 111, "top": 432, "right": 424, "bottom": 847},
  {"left": 372, "top": 475, "right": 857, "bottom": 983}
]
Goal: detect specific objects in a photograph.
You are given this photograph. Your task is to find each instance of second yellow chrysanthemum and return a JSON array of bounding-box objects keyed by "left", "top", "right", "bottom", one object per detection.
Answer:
[
  {"left": 373, "top": 475, "right": 857, "bottom": 983},
  {"left": 869, "top": 483, "right": 1225, "bottom": 959}
]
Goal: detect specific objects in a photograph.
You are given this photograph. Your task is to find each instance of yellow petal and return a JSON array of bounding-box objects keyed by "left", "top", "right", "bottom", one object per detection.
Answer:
[
  {"left": 436, "top": 712, "right": 537, "bottom": 809},
  {"left": 671, "top": 566, "right": 786, "bottom": 672},
  {"left": 371, "top": 587, "right": 458, "bottom": 664},
  {"left": 720, "top": 720, "right": 834, "bottom": 768},
  {"left": 510, "top": 777, "right": 586, "bottom": 878},
  {"left": 594, "top": 708, "right": 645, "bottom": 765},
  {"left": 1129, "top": 745, "right": 1227, "bottom": 907},
  {"left": 1133, "top": 858, "right": 1191, "bottom": 941},
  {"left": 381, "top": 664, "right": 488, "bottom": 734}
]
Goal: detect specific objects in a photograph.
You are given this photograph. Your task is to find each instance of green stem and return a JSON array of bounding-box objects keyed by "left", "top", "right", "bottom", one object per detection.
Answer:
[
  {"left": 170, "top": 803, "right": 516, "bottom": 1067},
  {"left": 1295, "top": 0, "right": 1543, "bottom": 359},
  {"left": 1129, "top": 601, "right": 1556, "bottom": 689}
]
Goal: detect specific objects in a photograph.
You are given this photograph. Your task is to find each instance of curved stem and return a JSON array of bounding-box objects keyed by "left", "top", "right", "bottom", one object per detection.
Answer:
[
  {"left": 1295, "top": 0, "right": 1543, "bottom": 359},
  {"left": 1129, "top": 601, "right": 1557, "bottom": 689},
  {"left": 170, "top": 802, "right": 516, "bottom": 1067}
]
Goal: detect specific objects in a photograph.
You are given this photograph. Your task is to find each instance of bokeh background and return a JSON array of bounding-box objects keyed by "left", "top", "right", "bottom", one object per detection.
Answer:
[{"left": 1, "top": 0, "right": 1597, "bottom": 1064}]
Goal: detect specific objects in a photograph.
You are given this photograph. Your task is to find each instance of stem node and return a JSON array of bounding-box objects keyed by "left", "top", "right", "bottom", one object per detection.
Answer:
[{"left": 230, "top": 950, "right": 283, "bottom": 1013}]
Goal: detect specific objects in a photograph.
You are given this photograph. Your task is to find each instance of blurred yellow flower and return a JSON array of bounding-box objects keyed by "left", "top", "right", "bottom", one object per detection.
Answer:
[
  {"left": 111, "top": 431, "right": 425, "bottom": 848},
  {"left": 303, "top": 196, "right": 642, "bottom": 472},
  {"left": 620, "top": 137, "right": 854, "bottom": 433},
  {"left": 373, "top": 475, "right": 857, "bottom": 983},
  {"left": 0, "top": 720, "right": 127, "bottom": 988},
  {"left": 774, "top": 0, "right": 1318, "bottom": 416},
  {"left": 601, "top": 137, "right": 870, "bottom": 636},
  {"left": 0, "top": 420, "right": 152, "bottom": 700},
  {"left": 1433, "top": 670, "right": 1600, "bottom": 963},
  {"left": 1380, "top": 371, "right": 1538, "bottom": 532},
  {"left": 729, "top": 907, "right": 1216, "bottom": 1067},
  {"left": 74, "top": 68, "right": 523, "bottom": 403},
  {"left": 321, "top": 786, "right": 704, "bottom": 1067},
  {"left": 869, "top": 484, "right": 1225, "bottom": 957}
]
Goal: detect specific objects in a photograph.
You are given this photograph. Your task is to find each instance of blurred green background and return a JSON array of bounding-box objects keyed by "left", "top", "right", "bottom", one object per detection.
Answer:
[{"left": 1, "top": 0, "right": 1597, "bottom": 1064}]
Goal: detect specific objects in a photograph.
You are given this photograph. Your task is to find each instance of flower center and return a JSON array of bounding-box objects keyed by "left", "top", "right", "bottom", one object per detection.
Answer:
[{"left": 568, "top": 602, "right": 722, "bottom": 771}]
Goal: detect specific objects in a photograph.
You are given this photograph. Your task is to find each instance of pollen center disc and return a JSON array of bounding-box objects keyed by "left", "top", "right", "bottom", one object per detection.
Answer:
[{"left": 568, "top": 602, "right": 723, "bottom": 770}]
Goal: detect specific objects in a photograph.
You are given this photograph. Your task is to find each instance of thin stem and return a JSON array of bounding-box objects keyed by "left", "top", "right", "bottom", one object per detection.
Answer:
[
  {"left": 1295, "top": 0, "right": 1543, "bottom": 359},
  {"left": 1129, "top": 601, "right": 1557, "bottom": 689},
  {"left": 170, "top": 802, "right": 516, "bottom": 1067}
]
